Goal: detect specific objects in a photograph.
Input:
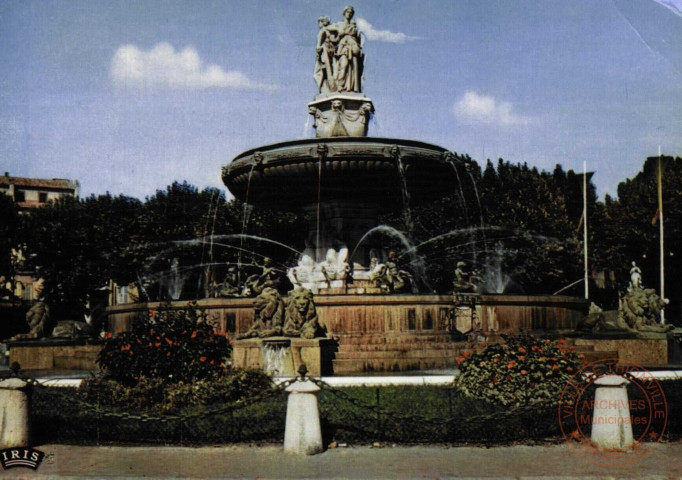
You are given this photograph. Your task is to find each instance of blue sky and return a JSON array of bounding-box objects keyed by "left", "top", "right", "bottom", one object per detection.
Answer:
[{"left": 1, "top": 0, "right": 681, "bottom": 200}]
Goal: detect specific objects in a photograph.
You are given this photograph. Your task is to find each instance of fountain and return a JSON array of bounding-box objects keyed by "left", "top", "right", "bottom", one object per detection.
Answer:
[{"left": 108, "top": 7, "right": 592, "bottom": 374}]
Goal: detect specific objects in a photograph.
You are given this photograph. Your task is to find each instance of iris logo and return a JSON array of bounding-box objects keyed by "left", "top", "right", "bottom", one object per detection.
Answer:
[{"left": 0, "top": 447, "right": 45, "bottom": 470}]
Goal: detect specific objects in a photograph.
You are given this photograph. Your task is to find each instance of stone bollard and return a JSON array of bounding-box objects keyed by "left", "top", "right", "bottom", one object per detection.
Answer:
[
  {"left": 0, "top": 378, "right": 31, "bottom": 449},
  {"left": 283, "top": 368, "right": 323, "bottom": 455},
  {"left": 590, "top": 375, "right": 634, "bottom": 449}
]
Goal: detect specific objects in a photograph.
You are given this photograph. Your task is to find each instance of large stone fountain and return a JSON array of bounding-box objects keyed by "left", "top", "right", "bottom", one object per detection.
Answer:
[
  {"left": 108, "top": 7, "right": 592, "bottom": 375},
  {"left": 216, "top": 7, "right": 588, "bottom": 373}
]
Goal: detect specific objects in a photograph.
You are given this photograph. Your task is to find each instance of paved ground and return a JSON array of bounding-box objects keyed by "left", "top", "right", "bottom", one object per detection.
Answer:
[{"left": 2, "top": 442, "right": 682, "bottom": 479}]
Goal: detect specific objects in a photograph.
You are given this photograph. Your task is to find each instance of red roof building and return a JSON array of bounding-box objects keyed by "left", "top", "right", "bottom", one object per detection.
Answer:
[{"left": 0, "top": 172, "right": 79, "bottom": 210}]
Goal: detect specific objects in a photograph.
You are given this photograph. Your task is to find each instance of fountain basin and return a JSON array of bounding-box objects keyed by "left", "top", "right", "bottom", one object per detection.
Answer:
[
  {"left": 222, "top": 137, "right": 458, "bottom": 209},
  {"left": 107, "top": 294, "right": 589, "bottom": 374}
]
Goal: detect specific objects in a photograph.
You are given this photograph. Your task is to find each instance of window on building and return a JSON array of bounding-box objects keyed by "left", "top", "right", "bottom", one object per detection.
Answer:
[
  {"left": 407, "top": 309, "right": 416, "bottom": 330},
  {"left": 39, "top": 192, "right": 48, "bottom": 203},
  {"left": 15, "top": 190, "right": 25, "bottom": 202}
]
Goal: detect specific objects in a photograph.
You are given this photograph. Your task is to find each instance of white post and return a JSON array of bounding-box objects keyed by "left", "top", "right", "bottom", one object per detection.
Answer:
[
  {"left": 284, "top": 379, "right": 323, "bottom": 455},
  {"left": 590, "top": 375, "right": 634, "bottom": 450},
  {"left": 583, "top": 161, "right": 589, "bottom": 300},
  {"left": 0, "top": 378, "right": 30, "bottom": 449}
]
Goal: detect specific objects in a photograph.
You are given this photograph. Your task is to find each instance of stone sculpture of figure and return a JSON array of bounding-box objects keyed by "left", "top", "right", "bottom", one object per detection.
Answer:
[
  {"left": 578, "top": 266, "right": 674, "bottom": 335},
  {"left": 244, "top": 257, "right": 280, "bottom": 296},
  {"left": 238, "top": 287, "right": 285, "bottom": 339},
  {"left": 283, "top": 287, "right": 323, "bottom": 339},
  {"left": 629, "top": 261, "right": 642, "bottom": 291},
  {"left": 453, "top": 261, "right": 479, "bottom": 293},
  {"left": 370, "top": 252, "right": 411, "bottom": 293},
  {"left": 9, "top": 278, "right": 51, "bottom": 341},
  {"left": 314, "top": 16, "right": 335, "bottom": 93},
  {"left": 317, "top": 6, "right": 364, "bottom": 93},
  {"left": 218, "top": 266, "right": 241, "bottom": 297},
  {"left": 384, "top": 251, "right": 411, "bottom": 293},
  {"left": 620, "top": 286, "right": 673, "bottom": 333}
]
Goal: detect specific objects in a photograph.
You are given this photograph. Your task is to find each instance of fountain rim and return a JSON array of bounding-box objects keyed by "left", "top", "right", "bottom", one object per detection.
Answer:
[{"left": 230, "top": 136, "right": 450, "bottom": 163}]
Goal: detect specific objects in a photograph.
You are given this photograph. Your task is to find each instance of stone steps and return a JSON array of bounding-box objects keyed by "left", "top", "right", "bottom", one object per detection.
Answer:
[
  {"left": 333, "top": 357, "right": 457, "bottom": 374},
  {"left": 335, "top": 348, "right": 469, "bottom": 360}
]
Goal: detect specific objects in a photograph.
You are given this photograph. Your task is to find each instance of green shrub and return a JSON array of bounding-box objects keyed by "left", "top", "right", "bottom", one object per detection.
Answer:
[
  {"left": 79, "top": 369, "right": 274, "bottom": 413},
  {"left": 97, "top": 302, "right": 231, "bottom": 384},
  {"left": 454, "top": 336, "right": 583, "bottom": 407}
]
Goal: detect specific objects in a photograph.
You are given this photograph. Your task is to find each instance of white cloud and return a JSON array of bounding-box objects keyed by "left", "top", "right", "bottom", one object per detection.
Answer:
[
  {"left": 453, "top": 91, "right": 532, "bottom": 126},
  {"left": 651, "top": 0, "right": 682, "bottom": 16},
  {"left": 356, "top": 18, "right": 420, "bottom": 43},
  {"left": 111, "top": 43, "right": 274, "bottom": 90}
]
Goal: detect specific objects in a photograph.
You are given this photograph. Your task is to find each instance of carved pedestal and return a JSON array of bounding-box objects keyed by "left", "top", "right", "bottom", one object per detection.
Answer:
[{"left": 232, "top": 337, "right": 336, "bottom": 377}]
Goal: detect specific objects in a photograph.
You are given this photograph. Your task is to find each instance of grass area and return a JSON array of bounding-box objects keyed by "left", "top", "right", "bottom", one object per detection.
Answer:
[{"left": 30, "top": 380, "right": 682, "bottom": 446}]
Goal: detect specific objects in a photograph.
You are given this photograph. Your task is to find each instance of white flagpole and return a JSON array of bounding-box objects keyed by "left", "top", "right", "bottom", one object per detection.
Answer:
[
  {"left": 583, "top": 161, "right": 589, "bottom": 300},
  {"left": 658, "top": 146, "right": 665, "bottom": 324}
]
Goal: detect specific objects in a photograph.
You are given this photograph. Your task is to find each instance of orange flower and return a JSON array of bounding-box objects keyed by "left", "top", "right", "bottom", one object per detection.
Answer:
[
  {"left": 493, "top": 357, "right": 501, "bottom": 363},
  {"left": 210, "top": 360, "right": 215, "bottom": 365},
  {"left": 567, "top": 367, "right": 574, "bottom": 372},
  {"left": 521, "top": 370, "right": 528, "bottom": 375},
  {"left": 165, "top": 338, "right": 173, "bottom": 345},
  {"left": 191, "top": 332, "right": 198, "bottom": 339},
  {"left": 463, "top": 352, "right": 471, "bottom": 358},
  {"left": 552, "top": 365, "right": 560, "bottom": 370},
  {"left": 539, "top": 356, "right": 547, "bottom": 362},
  {"left": 457, "top": 357, "right": 466, "bottom": 365},
  {"left": 518, "top": 356, "right": 526, "bottom": 362},
  {"left": 106, "top": 332, "right": 113, "bottom": 339},
  {"left": 507, "top": 361, "right": 517, "bottom": 369},
  {"left": 117, "top": 328, "right": 123, "bottom": 334},
  {"left": 481, "top": 343, "right": 487, "bottom": 348},
  {"left": 578, "top": 354, "right": 585, "bottom": 359},
  {"left": 200, "top": 356, "right": 207, "bottom": 363},
  {"left": 166, "top": 352, "right": 171, "bottom": 357},
  {"left": 155, "top": 342, "right": 161, "bottom": 348},
  {"left": 568, "top": 346, "right": 575, "bottom": 352},
  {"left": 129, "top": 351, "right": 134, "bottom": 356},
  {"left": 559, "top": 339, "right": 566, "bottom": 345},
  {"left": 518, "top": 347, "right": 527, "bottom": 354},
  {"left": 150, "top": 310, "right": 158, "bottom": 318}
]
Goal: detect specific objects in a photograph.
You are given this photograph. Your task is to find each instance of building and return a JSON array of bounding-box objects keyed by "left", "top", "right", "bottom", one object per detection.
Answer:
[{"left": 0, "top": 172, "right": 79, "bottom": 211}]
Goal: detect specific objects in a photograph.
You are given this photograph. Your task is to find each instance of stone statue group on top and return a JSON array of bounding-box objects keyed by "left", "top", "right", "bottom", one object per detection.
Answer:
[{"left": 314, "top": 6, "right": 364, "bottom": 95}]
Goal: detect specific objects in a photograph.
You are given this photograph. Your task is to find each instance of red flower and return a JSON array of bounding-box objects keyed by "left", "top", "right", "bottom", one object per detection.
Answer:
[
  {"left": 150, "top": 310, "right": 158, "bottom": 318},
  {"left": 568, "top": 346, "right": 575, "bottom": 352},
  {"left": 481, "top": 343, "right": 487, "bottom": 348},
  {"left": 518, "top": 347, "right": 527, "bottom": 354},
  {"left": 129, "top": 351, "right": 134, "bottom": 356},
  {"left": 155, "top": 342, "right": 161, "bottom": 348},
  {"left": 200, "top": 356, "right": 207, "bottom": 363},
  {"left": 106, "top": 332, "right": 113, "bottom": 339},
  {"left": 578, "top": 354, "right": 585, "bottom": 359},
  {"left": 463, "top": 352, "right": 471, "bottom": 358},
  {"left": 559, "top": 339, "right": 566, "bottom": 345},
  {"left": 457, "top": 357, "right": 466, "bottom": 365},
  {"left": 518, "top": 356, "right": 526, "bottom": 362},
  {"left": 567, "top": 367, "right": 574, "bottom": 372},
  {"left": 191, "top": 332, "right": 198, "bottom": 339},
  {"left": 552, "top": 365, "right": 560, "bottom": 371},
  {"left": 507, "top": 361, "right": 517, "bottom": 369}
]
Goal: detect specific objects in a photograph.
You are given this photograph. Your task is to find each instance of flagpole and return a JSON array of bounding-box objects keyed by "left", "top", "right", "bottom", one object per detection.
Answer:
[
  {"left": 583, "top": 161, "right": 589, "bottom": 300},
  {"left": 658, "top": 147, "right": 665, "bottom": 324}
]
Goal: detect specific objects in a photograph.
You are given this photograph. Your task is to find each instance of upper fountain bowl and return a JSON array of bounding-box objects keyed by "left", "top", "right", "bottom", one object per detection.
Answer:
[{"left": 222, "top": 137, "right": 460, "bottom": 210}]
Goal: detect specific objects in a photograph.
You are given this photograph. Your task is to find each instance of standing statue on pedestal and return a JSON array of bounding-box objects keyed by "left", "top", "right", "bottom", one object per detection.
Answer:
[{"left": 578, "top": 262, "right": 674, "bottom": 335}]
